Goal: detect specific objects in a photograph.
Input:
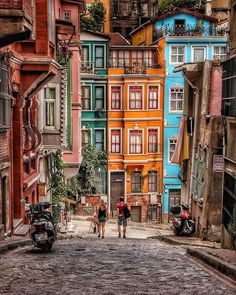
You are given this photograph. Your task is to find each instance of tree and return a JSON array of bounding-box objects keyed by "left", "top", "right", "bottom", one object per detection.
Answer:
[
  {"left": 77, "top": 144, "right": 107, "bottom": 196},
  {"left": 80, "top": 1, "right": 106, "bottom": 32},
  {"left": 158, "top": 0, "right": 196, "bottom": 15}
]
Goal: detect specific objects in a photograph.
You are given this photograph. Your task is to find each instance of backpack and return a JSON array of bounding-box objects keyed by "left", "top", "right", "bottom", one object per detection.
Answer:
[{"left": 124, "top": 206, "right": 131, "bottom": 219}]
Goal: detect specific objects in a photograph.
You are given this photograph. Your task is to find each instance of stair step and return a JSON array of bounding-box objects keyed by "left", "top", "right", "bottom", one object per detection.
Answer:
[{"left": 14, "top": 224, "right": 29, "bottom": 236}]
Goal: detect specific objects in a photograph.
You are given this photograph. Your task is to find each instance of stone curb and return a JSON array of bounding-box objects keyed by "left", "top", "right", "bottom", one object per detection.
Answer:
[
  {"left": 186, "top": 247, "right": 236, "bottom": 282},
  {"left": 0, "top": 233, "right": 83, "bottom": 255},
  {"left": 150, "top": 234, "right": 219, "bottom": 248}
]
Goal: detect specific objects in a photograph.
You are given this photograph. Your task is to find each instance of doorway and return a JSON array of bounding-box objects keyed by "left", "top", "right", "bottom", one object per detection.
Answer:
[
  {"left": 110, "top": 172, "right": 125, "bottom": 217},
  {"left": 131, "top": 206, "right": 141, "bottom": 222},
  {"left": 0, "top": 176, "right": 7, "bottom": 231},
  {"left": 168, "top": 189, "right": 181, "bottom": 222}
]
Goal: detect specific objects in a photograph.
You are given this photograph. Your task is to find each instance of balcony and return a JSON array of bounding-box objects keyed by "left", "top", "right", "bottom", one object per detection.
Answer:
[
  {"left": 109, "top": 59, "right": 161, "bottom": 75},
  {"left": 0, "top": 0, "right": 33, "bottom": 47},
  {"left": 81, "top": 61, "right": 95, "bottom": 74},
  {"left": 153, "top": 24, "right": 227, "bottom": 42}
]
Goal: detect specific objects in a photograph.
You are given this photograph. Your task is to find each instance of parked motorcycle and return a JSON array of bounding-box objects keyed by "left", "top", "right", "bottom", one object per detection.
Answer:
[
  {"left": 170, "top": 203, "right": 195, "bottom": 236},
  {"left": 26, "top": 202, "right": 57, "bottom": 251}
]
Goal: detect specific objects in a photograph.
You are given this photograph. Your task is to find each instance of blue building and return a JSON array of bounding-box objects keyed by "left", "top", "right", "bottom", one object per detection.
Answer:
[{"left": 153, "top": 9, "right": 227, "bottom": 222}]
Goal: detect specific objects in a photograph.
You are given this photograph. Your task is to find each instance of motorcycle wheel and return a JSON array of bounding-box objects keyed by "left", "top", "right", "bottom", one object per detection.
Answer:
[
  {"left": 182, "top": 220, "right": 195, "bottom": 236},
  {"left": 41, "top": 243, "right": 52, "bottom": 252}
]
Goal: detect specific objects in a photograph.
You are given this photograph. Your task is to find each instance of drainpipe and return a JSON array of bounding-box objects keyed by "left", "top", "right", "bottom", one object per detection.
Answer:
[{"left": 182, "top": 71, "right": 200, "bottom": 207}]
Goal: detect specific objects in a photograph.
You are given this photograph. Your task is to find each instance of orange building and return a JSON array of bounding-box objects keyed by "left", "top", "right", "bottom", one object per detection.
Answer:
[
  {"left": 84, "top": 0, "right": 110, "bottom": 33},
  {"left": 107, "top": 33, "right": 165, "bottom": 222}
]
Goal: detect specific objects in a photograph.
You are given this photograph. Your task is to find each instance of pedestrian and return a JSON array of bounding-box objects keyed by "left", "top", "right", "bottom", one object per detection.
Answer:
[
  {"left": 116, "top": 196, "right": 128, "bottom": 238},
  {"left": 96, "top": 199, "right": 108, "bottom": 238}
]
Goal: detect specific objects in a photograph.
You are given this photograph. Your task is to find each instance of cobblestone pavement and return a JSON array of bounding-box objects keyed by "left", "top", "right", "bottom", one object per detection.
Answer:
[{"left": 0, "top": 237, "right": 235, "bottom": 295}]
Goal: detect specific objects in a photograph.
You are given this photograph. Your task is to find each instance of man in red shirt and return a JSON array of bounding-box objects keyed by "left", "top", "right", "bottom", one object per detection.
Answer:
[{"left": 116, "top": 196, "right": 128, "bottom": 238}]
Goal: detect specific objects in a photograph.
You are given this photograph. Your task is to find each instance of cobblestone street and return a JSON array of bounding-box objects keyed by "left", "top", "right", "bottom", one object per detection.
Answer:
[{"left": 0, "top": 236, "right": 235, "bottom": 295}]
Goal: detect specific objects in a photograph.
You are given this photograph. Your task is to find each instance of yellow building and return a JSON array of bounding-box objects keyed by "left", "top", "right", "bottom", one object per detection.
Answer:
[{"left": 107, "top": 33, "right": 165, "bottom": 222}]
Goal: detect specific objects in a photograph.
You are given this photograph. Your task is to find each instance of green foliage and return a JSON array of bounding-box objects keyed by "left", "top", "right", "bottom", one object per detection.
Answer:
[
  {"left": 158, "top": 0, "right": 196, "bottom": 15},
  {"left": 81, "top": 2, "right": 106, "bottom": 32},
  {"left": 77, "top": 144, "right": 107, "bottom": 196}
]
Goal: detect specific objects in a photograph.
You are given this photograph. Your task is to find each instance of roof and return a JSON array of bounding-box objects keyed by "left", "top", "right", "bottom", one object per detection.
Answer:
[
  {"left": 130, "top": 8, "right": 218, "bottom": 36},
  {"left": 108, "top": 32, "right": 130, "bottom": 46},
  {"left": 80, "top": 29, "right": 110, "bottom": 39}
]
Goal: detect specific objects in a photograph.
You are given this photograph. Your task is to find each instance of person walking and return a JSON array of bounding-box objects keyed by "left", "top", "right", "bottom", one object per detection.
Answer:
[
  {"left": 97, "top": 199, "right": 108, "bottom": 238},
  {"left": 116, "top": 196, "right": 128, "bottom": 238}
]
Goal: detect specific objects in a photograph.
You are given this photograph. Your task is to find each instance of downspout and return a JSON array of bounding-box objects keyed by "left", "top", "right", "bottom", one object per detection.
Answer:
[{"left": 182, "top": 71, "right": 200, "bottom": 207}]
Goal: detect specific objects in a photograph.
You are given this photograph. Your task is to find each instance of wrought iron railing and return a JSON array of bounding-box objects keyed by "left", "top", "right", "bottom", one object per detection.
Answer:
[
  {"left": 153, "top": 24, "right": 227, "bottom": 41},
  {"left": 81, "top": 61, "right": 94, "bottom": 74},
  {"left": 23, "top": 124, "right": 41, "bottom": 153},
  {"left": 109, "top": 60, "right": 160, "bottom": 73}
]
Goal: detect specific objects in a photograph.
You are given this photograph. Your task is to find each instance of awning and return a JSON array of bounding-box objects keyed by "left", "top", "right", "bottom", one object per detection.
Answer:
[{"left": 171, "top": 117, "right": 189, "bottom": 165}]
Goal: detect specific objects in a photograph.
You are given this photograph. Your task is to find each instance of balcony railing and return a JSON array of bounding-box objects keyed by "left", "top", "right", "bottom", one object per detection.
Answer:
[
  {"left": 23, "top": 125, "right": 41, "bottom": 153},
  {"left": 153, "top": 24, "right": 227, "bottom": 41},
  {"left": 81, "top": 61, "right": 95, "bottom": 74},
  {"left": 109, "top": 59, "right": 160, "bottom": 74}
]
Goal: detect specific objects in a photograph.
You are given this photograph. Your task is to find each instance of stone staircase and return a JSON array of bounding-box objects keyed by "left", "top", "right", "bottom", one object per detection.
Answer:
[{"left": 13, "top": 219, "right": 29, "bottom": 236}]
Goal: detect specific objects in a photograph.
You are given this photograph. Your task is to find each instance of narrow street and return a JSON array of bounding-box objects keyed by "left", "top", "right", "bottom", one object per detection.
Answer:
[{"left": 0, "top": 225, "right": 235, "bottom": 295}]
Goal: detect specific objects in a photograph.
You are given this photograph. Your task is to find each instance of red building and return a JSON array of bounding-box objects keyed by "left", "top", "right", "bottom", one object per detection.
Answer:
[{"left": 0, "top": 0, "right": 85, "bottom": 239}]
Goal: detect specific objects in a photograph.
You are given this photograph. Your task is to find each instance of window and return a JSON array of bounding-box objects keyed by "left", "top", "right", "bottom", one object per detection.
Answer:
[
  {"left": 63, "top": 11, "right": 71, "bottom": 21},
  {"left": 213, "top": 46, "right": 227, "bottom": 61},
  {"left": 170, "top": 46, "right": 185, "bottom": 63},
  {"left": 44, "top": 87, "right": 56, "bottom": 127},
  {"left": 81, "top": 46, "right": 89, "bottom": 63},
  {"left": 95, "top": 130, "right": 104, "bottom": 151},
  {"left": 131, "top": 172, "right": 142, "bottom": 193},
  {"left": 81, "top": 86, "right": 91, "bottom": 110},
  {"left": 82, "top": 129, "right": 90, "bottom": 146},
  {"left": 111, "top": 86, "right": 121, "bottom": 109},
  {"left": 129, "top": 85, "right": 142, "bottom": 109},
  {"left": 148, "top": 129, "right": 158, "bottom": 153},
  {"left": 0, "top": 62, "right": 11, "bottom": 129},
  {"left": 192, "top": 46, "right": 206, "bottom": 62},
  {"left": 169, "top": 138, "right": 178, "bottom": 162},
  {"left": 148, "top": 86, "right": 159, "bottom": 109},
  {"left": 170, "top": 88, "right": 184, "bottom": 112},
  {"left": 111, "top": 129, "right": 121, "bottom": 153},
  {"left": 95, "top": 46, "right": 104, "bottom": 68},
  {"left": 148, "top": 171, "right": 158, "bottom": 192},
  {"left": 95, "top": 86, "right": 104, "bottom": 109},
  {"left": 130, "top": 130, "right": 142, "bottom": 154}
]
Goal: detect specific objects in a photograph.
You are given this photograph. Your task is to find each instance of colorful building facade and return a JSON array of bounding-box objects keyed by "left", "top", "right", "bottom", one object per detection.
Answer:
[
  {"left": 131, "top": 8, "right": 227, "bottom": 222},
  {"left": 107, "top": 33, "right": 165, "bottom": 222},
  {"left": 80, "top": 30, "right": 109, "bottom": 197}
]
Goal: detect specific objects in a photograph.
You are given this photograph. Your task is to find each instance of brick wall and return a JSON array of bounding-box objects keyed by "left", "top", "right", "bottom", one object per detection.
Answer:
[
  {"left": 127, "top": 194, "right": 150, "bottom": 222},
  {"left": 0, "top": 132, "right": 9, "bottom": 163},
  {"left": 0, "top": 0, "right": 33, "bottom": 21}
]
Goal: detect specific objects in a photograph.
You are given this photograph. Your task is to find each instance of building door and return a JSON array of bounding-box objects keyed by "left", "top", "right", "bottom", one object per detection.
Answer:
[
  {"left": 110, "top": 172, "right": 125, "bottom": 218},
  {"left": 168, "top": 189, "right": 181, "bottom": 222},
  {"left": 0, "top": 176, "right": 7, "bottom": 231},
  {"left": 131, "top": 205, "right": 141, "bottom": 222}
]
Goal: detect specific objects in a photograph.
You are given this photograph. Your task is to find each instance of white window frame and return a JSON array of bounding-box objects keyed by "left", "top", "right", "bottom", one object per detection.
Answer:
[
  {"left": 128, "top": 128, "right": 144, "bottom": 155},
  {"left": 169, "top": 87, "right": 184, "bottom": 113},
  {"left": 212, "top": 45, "right": 227, "bottom": 61},
  {"left": 191, "top": 45, "right": 207, "bottom": 62},
  {"left": 110, "top": 128, "right": 123, "bottom": 154},
  {"left": 93, "top": 44, "right": 106, "bottom": 69},
  {"left": 81, "top": 84, "right": 92, "bottom": 111},
  {"left": 81, "top": 128, "right": 91, "bottom": 146},
  {"left": 94, "top": 128, "right": 106, "bottom": 152},
  {"left": 147, "top": 127, "right": 160, "bottom": 154},
  {"left": 128, "top": 84, "right": 144, "bottom": 111},
  {"left": 110, "top": 84, "right": 123, "bottom": 110},
  {"left": 147, "top": 84, "right": 160, "bottom": 110},
  {"left": 169, "top": 45, "right": 186, "bottom": 65},
  {"left": 40, "top": 83, "right": 60, "bottom": 131},
  {"left": 94, "top": 84, "right": 106, "bottom": 110},
  {"left": 168, "top": 138, "right": 178, "bottom": 164}
]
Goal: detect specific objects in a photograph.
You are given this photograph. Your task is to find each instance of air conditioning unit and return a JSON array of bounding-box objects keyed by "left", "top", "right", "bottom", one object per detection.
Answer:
[{"left": 150, "top": 194, "right": 157, "bottom": 204}]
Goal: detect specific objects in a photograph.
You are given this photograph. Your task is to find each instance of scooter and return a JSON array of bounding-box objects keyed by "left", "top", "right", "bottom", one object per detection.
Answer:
[
  {"left": 26, "top": 202, "right": 57, "bottom": 251},
  {"left": 170, "top": 203, "right": 195, "bottom": 236}
]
